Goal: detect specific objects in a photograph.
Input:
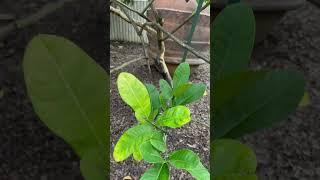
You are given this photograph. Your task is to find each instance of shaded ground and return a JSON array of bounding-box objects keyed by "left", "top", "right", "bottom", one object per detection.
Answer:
[
  {"left": 0, "top": 0, "right": 107, "bottom": 179},
  {"left": 244, "top": 2, "right": 320, "bottom": 179},
  {"left": 110, "top": 42, "right": 210, "bottom": 179}
]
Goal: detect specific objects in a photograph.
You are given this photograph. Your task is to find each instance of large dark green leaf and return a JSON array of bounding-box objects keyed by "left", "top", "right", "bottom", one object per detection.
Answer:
[
  {"left": 146, "top": 84, "right": 161, "bottom": 121},
  {"left": 157, "top": 106, "right": 191, "bottom": 128},
  {"left": 174, "top": 83, "right": 206, "bottom": 105},
  {"left": 113, "top": 124, "right": 159, "bottom": 162},
  {"left": 117, "top": 72, "right": 151, "bottom": 123},
  {"left": 212, "top": 139, "right": 257, "bottom": 179},
  {"left": 212, "top": 3, "right": 255, "bottom": 81},
  {"left": 140, "top": 141, "right": 165, "bottom": 163},
  {"left": 213, "top": 70, "right": 305, "bottom": 139},
  {"left": 140, "top": 163, "right": 170, "bottom": 180},
  {"left": 80, "top": 149, "right": 106, "bottom": 180},
  {"left": 213, "top": 71, "right": 268, "bottom": 108},
  {"left": 23, "top": 34, "right": 107, "bottom": 180}
]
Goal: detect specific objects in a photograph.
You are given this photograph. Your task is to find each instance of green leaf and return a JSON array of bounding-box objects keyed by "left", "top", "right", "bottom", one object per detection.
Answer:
[
  {"left": 212, "top": 3, "right": 255, "bottom": 81},
  {"left": 168, "top": 149, "right": 200, "bottom": 169},
  {"left": 140, "top": 163, "right": 169, "bottom": 180},
  {"left": 146, "top": 84, "right": 161, "bottom": 120},
  {"left": 187, "top": 163, "right": 210, "bottom": 180},
  {"left": 174, "top": 83, "right": 206, "bottom": 105},
  {"left": 169, "top": 149, "right": 209, "bottom": 179},
  {"left": 216, "top": 175, "right": 257, "bottom": 180},
  {"left": 80, "top": 149, "right": 106, "bottom": 180},
  {"left": 212, "top": 139, "right": 257, "bottom": 178},
  {"left": 23, "top": 34, "right": 107, "bottom": 180},
  {"left": 150, "top": 132, "right": 167, "bottom": 153},
  {"left": 113, "top": 124, "right": 159, "bottom": 162},
  {"left": 157, "top": 106, "right": 191, "bottom": 128},
  {"left": 173, "top": 62, "right": 190, "bottom": 89},
  {"left": 214, "top": 71, "right": 268, "bottom": 108},
  {"left": 117, "top": 72, "right": 151, "bottom": 123},
  {"left": 159, "top": 79, "right": 172, "bottom": 109},
  {"left": 140, "top": 141, "right": 164, "bottom": 163},
  {"left": 173, "top": 83, "right": 192, "bottom": 97},
  {"left": 213, "top": 70, "right": 305, "bottom": 139}
]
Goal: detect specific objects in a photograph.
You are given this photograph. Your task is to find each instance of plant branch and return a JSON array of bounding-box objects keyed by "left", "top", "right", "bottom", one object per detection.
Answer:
[
  {"left": 141, "top": 0, "right": 156, "bottom": 15},
  {"left": 118, "top": 5, "right": 151, "bottom": 73},
  {"left": 112, "top": 0, "right": 152, "bottom": 22},
  {"left": 161, "top": 2, "right": 210, "bottom": 41},
  {"left": 0, "top": 0, "right": 76, "bottom": 41},
  {"left": 110, "top": 6, "right": 157, "bottom": 34},
  {"left": 110, "top": 6, "right": 209, "bottom": 63},
  {"left": 110, "top": 57, "right": 145, "bottom": 73},
  {"left": 152, "top": 22, "right": 210, "bottom": 64}
]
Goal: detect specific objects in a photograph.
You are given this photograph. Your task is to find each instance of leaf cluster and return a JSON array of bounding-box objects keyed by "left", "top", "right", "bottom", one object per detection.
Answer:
[{"left": 114, "top": 62, "right": 209, "bottom": 179}]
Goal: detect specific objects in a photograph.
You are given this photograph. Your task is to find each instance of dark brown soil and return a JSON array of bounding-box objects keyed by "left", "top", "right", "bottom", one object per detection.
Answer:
[
  {"left": 0, "top": 0, "right": 107, "bottom": 179},
  {"left": 110, "top": 42, "right": 210, "bottom": 179},
  {"left": 244, "top": 2, "right": 320, "bottom": 180}
]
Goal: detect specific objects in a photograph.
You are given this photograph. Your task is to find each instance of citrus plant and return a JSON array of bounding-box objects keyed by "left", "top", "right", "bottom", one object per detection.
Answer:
[{"left": 113, "top": 62, "right": 210, "bottom": 179}]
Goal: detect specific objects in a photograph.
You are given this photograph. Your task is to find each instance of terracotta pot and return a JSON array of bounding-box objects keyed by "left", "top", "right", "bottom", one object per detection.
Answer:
[
  {"left": 212, "top": 0, "right": 305, "bottom": 44},
  {"left": 146, "top": 0, "right": 210, "bottom": 75}
]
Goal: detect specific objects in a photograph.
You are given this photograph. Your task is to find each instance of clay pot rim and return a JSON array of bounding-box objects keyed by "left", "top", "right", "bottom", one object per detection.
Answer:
[
  {"left": 212, "top": 0, "right": 305, "bottom": 12},
  {"left": 154, "top": 8, "right": 210, "bottom": 16}
]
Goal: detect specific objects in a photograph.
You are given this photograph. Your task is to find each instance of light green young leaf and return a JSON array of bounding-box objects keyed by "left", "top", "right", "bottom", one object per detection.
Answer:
[
  {"left": 168, "top": 149, "right": 200, "bottom": 169},
  {"left": 212, "top": 139, "right": 257, "bottom": 178},
  {"left": 140, "top": 141, "right": 164, "bottom": 163},
  {"left": 157, "top": 106, "right": 191, "bottom": 128},
  {"left": 174, "top": 83, "right": 206, "bottom": 105},
  {"left": 113, "top": 124, "right": 158, "bottom": 162},
  {"left": 173, "top": 62, "right": 190, "bottom": 90},
  {"left": 117, "top": 72, "right": 151, "bottom": 123},
  {"left": 23, "top": 34, "right": 107, "bottom": 180},
  {"left": 169, "top": 149, "right": 209, "bottom": 179},
  {"left": 140, "top": 163, "right": 169, "bottom": 180},
  {"left": 187, "top": 163, "right": 210, "bottom": 180},
  {"left": 146, "top": 84, "right": 161, "bottom": 120},
  {"left": 159, "top": 79, "right": 172, "bottom": 109},
  {"left": 150, "top": 132, "right": 167, "bottom": 153}
]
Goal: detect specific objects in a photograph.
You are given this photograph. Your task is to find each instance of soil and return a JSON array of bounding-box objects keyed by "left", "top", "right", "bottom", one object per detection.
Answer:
[
  {"left": 0, "top": 0, "right": 107, "bottom": 179},
  {"left": 110, "top": 42, "right": 210, "bottom": 179}
]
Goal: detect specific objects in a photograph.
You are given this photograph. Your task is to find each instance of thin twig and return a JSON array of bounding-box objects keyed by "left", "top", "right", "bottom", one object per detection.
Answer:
[
  {"left": 118, "top": 5, "right": 151, "bottom": 73},
  {"left": 152, "top": 22, "right": 210, "bottom": 63},
  {"left": 140, "top": 0, "right": 156, "bottom": 15},
  {"left": 110, "top": 4, "right": 210, "bottom": 63},
  {"left": 162, "top": 2, "right": 210, "bottom": 41},
  {"left": 112, "top": 0, "right": 152, "bottom": 22},
  {"left": 110, "top": 57, "right": 145, "bottom": 73},
  {"left": 110, "top": 6, "right": 156, "bottom": 34},
  {"left": 0, "top": 0, "right": 76, "bottom": 41}
]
